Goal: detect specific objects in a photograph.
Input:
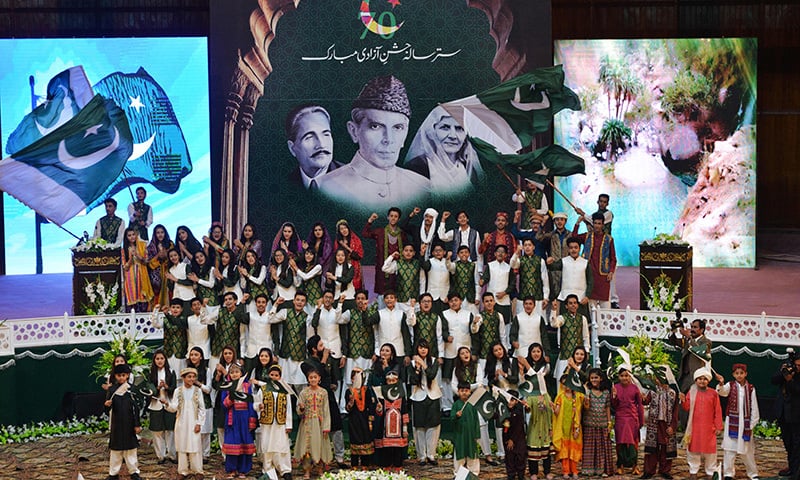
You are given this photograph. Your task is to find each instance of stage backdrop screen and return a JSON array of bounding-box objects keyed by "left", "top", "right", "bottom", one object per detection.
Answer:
[
  {"left": 554, "top": 38, "right": 757, "bottom": 267},
  {"left": 0, "top": 37, "right": 211, "bottom": 274}
]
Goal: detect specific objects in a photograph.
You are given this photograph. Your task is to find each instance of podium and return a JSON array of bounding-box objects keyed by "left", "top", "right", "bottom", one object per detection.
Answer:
[
  {"left": 72, "top": 250, "right": 121, "bottom": 315},
  {"left": 639, "top": 244, "right": 692, "bottom": 311}
]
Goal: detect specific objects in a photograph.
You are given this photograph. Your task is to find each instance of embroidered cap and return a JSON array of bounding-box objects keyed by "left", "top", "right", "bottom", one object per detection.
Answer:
[
  {"left": 352, "top": 75, "right": 411, "bottom": 117},
  {"left": 180, "top": 367, "right": 197, "bottom": 377}
]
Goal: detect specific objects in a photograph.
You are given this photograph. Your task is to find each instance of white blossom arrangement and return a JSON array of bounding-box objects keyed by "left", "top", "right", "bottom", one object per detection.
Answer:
[
  {"left": 0, "top": 415, "right": 108, "bottom": 444},
  {"left": 71, "top": 237, "right": 118, "bottom": 253},
  {"left": 321, "top": 470, "right": 416, "bottom": 480},
  {"left": 640, "top": 232, "right": 689, "bottom": 247},
  {"left": 82, "top": 276, "right": 120, "bottom": 315},
  {"left": 641, "top": 272, "right": 686, "bottom": 312}
]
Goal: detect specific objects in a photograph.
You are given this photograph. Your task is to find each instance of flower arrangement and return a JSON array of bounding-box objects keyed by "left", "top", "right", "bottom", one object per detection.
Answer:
[
  {"left": 753, "top": 419, "right": 782, "bottom": 439},
  {"left": 640, "top": 232, "right": 689, "bottom": 247},
  {"left": 321, "top": 469, "right": 415, "bottom": 480},
  {"left": 82, "top": 276, "right": 120, "bottom": 315},
  {"left": 91, "top": 330, "right": 151, "bottom": 380},
  {"left": 642, "top": 272, "right": 687, "bottom": 312},
  {"left": 612, "top": 333, "right": 677, "bottom": 386},
  {"left": 0, "top": 415, "right": 108, "bottom": 444},
  {"left": 71, "top": 237, "right": 119, "bottom": 253}
]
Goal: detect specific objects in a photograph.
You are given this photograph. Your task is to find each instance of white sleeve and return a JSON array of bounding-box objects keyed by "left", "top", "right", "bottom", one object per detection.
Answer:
[
  {"left": 337, "top": 307, "right": 352, "bottom": 325},
  {"left": 164, "top": 389, "right": 178, "bottom": 413},
  {"left": 445, "top": 258, "right": 455, "bottom": 274},
  {"left": 512, "top": 193, "right": 525, "bottom": 203},
  {"left": 200, "top": 306, "right": 219, "bottom": 325},
  {"left": 285, "top": 393, "right": 294, "bottom": 430},
  {"left": 381, "top": 255, "right": 398, "bottom": 274},
  {"left": 405, "top": 310, "right": 416, "bottom": 328},
  {"left": 509, "top": 253, "right": 521, "bottom": 269},
  {"left": 196, "top": 393, "right": 206, "bottom": 426},
  {"left": 268, "top": 307, "right": 288, "bottom": 324},
  {"left": 716, "top": 382, "right": 731, "bottom": 397},
  {"left": 436, "top": 318, "right": 445, "bottom": 359},
  {"left": 499, "top": 313, "right": 509, "bottom": 350},
  {"left": 145, "top": 206, "right": 153, "bottom": 228},
  {"left": 151, "top": 310, "right": 164, "bottom": 329},
  {"left": 538, "top": 195, "right": 549, "bottom": 215},
  {"left": 296, "top": 264, "right": 322, "bottom": 281},
  {"left": 551, "top": 314, "right": 564, "bottom": 329},
  {"left": 438, "top": 222, "right": 453, "bottom": 242},
  {"left": 127, "top": 203, "right": 137, "bottom": 223},
  {"left": 582, "top": 317, "right": 590, "bottom": 349},
  {"left": 540, "top": 259, "right": 550, "bottom": 300},
  {"left": 114, "top": 221, "right": 126, "bottom": 247},
  {"left": 249, "top": 265, "right": 267, "bottom": 286},
  {"left": 751, "top": 387, "right": 760, "bottom": 425},
  {"left": 198, "top": 267, "right": 216, "bottom": 288}
]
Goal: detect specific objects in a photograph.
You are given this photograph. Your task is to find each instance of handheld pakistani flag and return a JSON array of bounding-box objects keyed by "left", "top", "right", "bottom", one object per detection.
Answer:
[
  {"left": 5, "top": 66, "right": 94, "bottom": 156},
  {"left": 455, "top": 466, "right": 480, "bottom": 480},
  {"left": 0, "top": 94, "right": 133, "bottom": 225},
  {"left": 439, "top": 65, "right": 585, "bottom": 179},
  {"left": 467, "top": 385, "right": 496, "bottom": 421}
]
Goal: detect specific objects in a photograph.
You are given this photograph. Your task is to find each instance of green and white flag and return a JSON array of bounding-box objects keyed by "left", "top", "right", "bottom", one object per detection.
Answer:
[
  {"left": 455, "top": 466, "right": 480, "bottom": 480},
  {"left": 467, "top": 386, "right": 496, "bottom": 421}
]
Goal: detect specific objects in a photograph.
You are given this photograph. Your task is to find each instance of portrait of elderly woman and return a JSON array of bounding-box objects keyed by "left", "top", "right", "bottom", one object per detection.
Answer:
[{"left": 404, "top": 105, "right": 484, "bottom": 196}]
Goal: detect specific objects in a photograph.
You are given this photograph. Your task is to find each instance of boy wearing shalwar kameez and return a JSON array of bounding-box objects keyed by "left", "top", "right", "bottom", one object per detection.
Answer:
[
  {"left": 254, "top": 365, "right": 293, "bottom": 480},
  {"left": 503, "top": 391, "right": 528, "bottom": 480},
  {"left": 452, "top": 382, "right": 481, "bottom": 476},
  {"left": 163, "top": 367, "right": 206, "bottom": 479},
  {"left": 105, "top": 364, "right": 143, "bottom": 480},
  {"left": 680, "top": 367, "right": 723, "bottom": 480},
  {"left": 716, "top": 363, "right": 760, "bottom": 480},
  {"left": 220, "top": 363, "right": 257, "bottom": 476}
]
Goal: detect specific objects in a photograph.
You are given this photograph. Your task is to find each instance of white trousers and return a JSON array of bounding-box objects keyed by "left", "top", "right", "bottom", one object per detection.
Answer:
[
  {"left": 479, "top": 422, "right": 505, "bottom": 458},
  {"left": 454, "top": 456, "right": 480, "bottom": 476},
  {"left": 109, "top": 449, "right": 139, "bottom": 475},
  {"left": 589, "top": 299, "right": 610, "bottom": 310},
  {"left": 202, "top": 433, "right": 211, "bottom": 458},
  {"left": 723, "top": 448, "right": 758, "bottom": 479},
  {"left": 217, "top": 427, "right": 226, "bottom": 459},
  {"left": 414, "top": 425, "right": 441, "bottom": 460},
  {"left": 687, "top": 451, "right": 718, "bottom": 475},
  {"left": 177, "top": 451, "right": 203, "bottom": 475},
  {"left": 262, "top": 451, "right": 292, "bottom": 475},
  {"left": 332, "top": 429, "right": 345, "bottom": 462},
  {"left": 152, "top": 429, "right": 175, "bottom": 460}
]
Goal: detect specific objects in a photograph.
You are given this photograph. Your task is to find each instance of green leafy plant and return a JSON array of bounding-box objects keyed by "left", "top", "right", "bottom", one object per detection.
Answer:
[
  {"left": 641, "top": 272, "right": 687, "bottom": 312},
  {"left": 753, "top": 419, "right": 781, "bottom": 439},
  {"left": 91, "top": 330, "right": 151, "bottom": 380},
  {"left": 660, "top": 70, "right": 715, "bottom": 119},
  {"left": 82, "top": 275, "right": 120, "bottom": 315},
  {"left": 436, "top": 438, "right": 454, "bottom": 458},
  {"left": 597, "top": 118, "right": 632, "bottom": 162},
  {"left": 0, "top": 415, "right": 108, "bottom": 444},
  {"left": 612, "top": 334, "right": 677, "bottom": 385}
]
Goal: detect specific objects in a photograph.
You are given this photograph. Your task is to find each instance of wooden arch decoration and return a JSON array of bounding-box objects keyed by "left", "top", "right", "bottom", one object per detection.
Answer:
[{"left": 219, "top": 0, "right": 526, "bottom": 237}]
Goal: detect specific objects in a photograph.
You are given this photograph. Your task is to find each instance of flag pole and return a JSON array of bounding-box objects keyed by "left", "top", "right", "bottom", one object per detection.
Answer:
[
  {"left": 546, "top": 178, "right": 580, "bottom": 212},
  {"left": 495, "top": 165, "right": 544, "bottom": 225},
  {"left": 30, "top": 75, "right": 45, "bottom": 274}
]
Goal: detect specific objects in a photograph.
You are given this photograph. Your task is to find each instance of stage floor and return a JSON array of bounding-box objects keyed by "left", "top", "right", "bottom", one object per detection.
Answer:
[{"left": 1, "top": 258, "right": 798, "bottom": 319}]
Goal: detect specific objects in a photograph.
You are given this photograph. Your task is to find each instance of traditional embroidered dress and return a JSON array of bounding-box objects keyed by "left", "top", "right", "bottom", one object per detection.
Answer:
[
  {"left": 294, "top": 386, "right": 333, "bottom": 464},
  {"left": 165, "top": 384, "right": 205, "bottom": 476},
  {"left": 526, "top": 393, "right": 554, "bottom": 472},
  {"left": 552, "top": 390, "right": 584, "bottom": 473},
  {"left": 363, "top": 220, "right": 405, "bottom": 295},
  {"left": 413, "top": 310, "right": 447, "bottom": 359},
  {"left": 682, "top": 386, "right": 723, "bottom": 475},
  {"left": 255, "top": 385, "right": 293, "bottom": 478},
  {"left": 270, "top": 306, "right": 309, "bottom": 385},
  {"left": 582, "top": 388, "right": 614, "bottom": 476},
  {"left": 211, "top": 304, "right": 248, "bottom": 358},
  {"left": 479, "top": 228, "right": 517, "bottom": 265},
  {"left": 345, "top": 386, "right": 376, "bottom": 465},
  {"left": 613, "top": 382, "right": 645, "bottom": 468},
  {"left": 122, "top": 239, "right": 154, "bottom": 307},
  {"left": 451, "top": 259, "right": 479, "bottom": 304},
  {"left": 221, "top": 380, "right": 257, "bottom": 474},
  {"left": 381, "top": 255, "right": 421, "bottom": 304},
  {"left": 147, "top": 240, "right": 174, "bottom": 307},
  {"left": 643, "top": 387, "right": 679, "bottom": 476},
  {"left": 375, "top": 395, "right": 409, "bottom": 467},
  {"left": 717, "top": 380, "right": 760, "bottom": 479},
  {"left": 574, "top": 230, "right": 616, "bottom": 302}
]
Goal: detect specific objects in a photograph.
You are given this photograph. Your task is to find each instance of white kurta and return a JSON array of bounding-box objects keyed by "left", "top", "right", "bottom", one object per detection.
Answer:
[
  {"left": 441, "top": 308, "right": 476, "bottom": 359},
  {"left": 186, "top": 308, "right": 216, "bottom": 358},
  {"left": 485, "top": 261, "right": 512, "bottom": 306},
  {"left": 314, "top": 306, "right": 346, "bottom": 359},
  {"left": 332, "top": 263, "right": 356, "bottom": 299},
  {"left": 514, "top": 310, "right": 545, "bottom": 358},
  {"left": 375, "top": 307, "right": 415, "bottom": 357},
  {"left": 170, "top": 263, "right": 195, "bottom": 301},
  {"left": 245, "top": 308, "right": 274, "bottom": 358},
  {"left": 557, "top": 256, "right": 590, "bottom": 301},
  {"left": 717, "top": 381, "right": 760, "bottom": 454},
  {"left": 426, "top": 257, "right": 455, "bottom": 301},
  {"left": 166, "top": 386, "right": 206, "bottom": 453}
]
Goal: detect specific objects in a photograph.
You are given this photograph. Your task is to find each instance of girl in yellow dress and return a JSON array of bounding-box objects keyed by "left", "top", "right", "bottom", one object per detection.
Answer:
[{"left": 553, "top": 372, "right": 585, "bottom": 479}]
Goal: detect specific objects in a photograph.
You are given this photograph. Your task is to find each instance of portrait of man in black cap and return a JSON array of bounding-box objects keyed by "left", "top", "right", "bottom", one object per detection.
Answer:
[{"left": 314, "top": 75, "right": 430, "bottom": 209}]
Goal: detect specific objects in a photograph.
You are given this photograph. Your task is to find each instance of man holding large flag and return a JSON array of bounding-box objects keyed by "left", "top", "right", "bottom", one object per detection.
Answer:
[{"left": 0, "top": 93, "right": 133, "bottom": 226}]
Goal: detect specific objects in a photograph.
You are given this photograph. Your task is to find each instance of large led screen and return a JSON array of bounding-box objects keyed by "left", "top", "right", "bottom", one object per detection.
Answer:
[
  {"left": 0, "top": 37, "right": 211, "bottom": 274},
  {"left": 554, "top": 39, "right": 756, "bottom": 267}
]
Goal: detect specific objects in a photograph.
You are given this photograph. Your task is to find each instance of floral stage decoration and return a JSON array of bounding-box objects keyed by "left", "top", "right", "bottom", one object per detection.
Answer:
[
  {"left": 641, "top": 272, "right": 687, "bottom": 312},
  {"left": 611, "top": 333, "right": 678, "bottom": 389},
  {"left": 70, "top": 237, "right": 119, "bottom": 253},
  {"left": 82, "top": 275, "right": 120, "bottom": 315},
  {"left": 90, "top": 330, "right": 151, "bottom": 381},
  {"left": 320, "top": 469, "right": 415, "bottom": 480}
]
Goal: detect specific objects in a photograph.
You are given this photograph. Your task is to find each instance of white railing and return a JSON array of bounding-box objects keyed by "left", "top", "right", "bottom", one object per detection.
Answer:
[
  {"left": 0, "top": 306, "right": 796, "bottom": 358},
  {"left": 0, "top": 311, "right": 162, "bottom": 355}
]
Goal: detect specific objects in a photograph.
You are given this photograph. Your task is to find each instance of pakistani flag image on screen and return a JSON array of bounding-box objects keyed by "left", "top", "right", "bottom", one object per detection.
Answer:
[{"left": 0, "top": 94, "right": 133, "bottom": 225}]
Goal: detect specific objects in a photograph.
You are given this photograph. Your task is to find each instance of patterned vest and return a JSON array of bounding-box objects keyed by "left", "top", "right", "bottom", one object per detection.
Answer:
[
  {"left": 480, "top": 310, "right": 502, "bottom": 358},
  {"left": 519, "top": 254, "right": 544, "bottom": 300},
  {"left": 302, "top": 265, "right": 323, "bottom": 305},
  {"left": 523, "top": 189, "right": 545, "bottom": 228},
  {"left": 396, "top": 258, "right": 421, "bottom": 303},
  {"left": 347, "top": 305, "right": 378, "bottom": 359},
  {"left": 246, "top": 266, "right": 270, "bottom": 299},
  {"left": 281, "top": 308, "right": 308, "bottom": 362},
  {"left": 582, "top": 231, "right": 613, "bottom": 275},
  {"left": 130, "top": 202, "right": 151, "bottom": 240},
  {"left": 453, "top": 260, "right": 476, "bottom": 303},
  {"left": 559, "top": 311, "right": 582, "bottom": 360},
  {"left": 162, "top": 313, "right": 188, "bottom": 359},
  {"left": 100, "top": 216, "right": 123, "bottom": 243},
  {"left": 414, "top": 311, "right": 440, "bottom": 357},
  {"left": 259, "top": 388, "right": 288, "bottom": 425},
  {"left": 212, "top": 305, "right": 244, "bottom": 356}
]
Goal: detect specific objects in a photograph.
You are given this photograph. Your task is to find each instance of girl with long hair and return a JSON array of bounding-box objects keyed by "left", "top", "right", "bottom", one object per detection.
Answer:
[
  {"left": 185, "top": 346, "right": 214, "bottom": 459},
  {"left": 147, "top": 224, "right": 174, "bottom": 308},
  {"left": 407, "top": 339, "right": 442, "bottom": 465},
  {"left": 238, "top": 249, "right": 268, "bottom": 305},
  {"left": 175, "top": 226, "right": 202, "bottom": 263},
  {"left": 303, "top": 222, "right": 333, "bottom": 268},
  {"left": 188, "top": 250, "right": 218, "bottom": 306},
  {"left": 333, "top": 219, "right": 364, "bottom": 290},
  {"left": 148, "top": 349, "right": 177, "bottom": 464},
  {"left": 271, "top": 222, "right": 302, "bottom": 260},
  {"left": 122, "top": 227, "right": 154, "bottom": 312},
  {"left": 233, "top": 223, "right": 262, "bottom": 266}
]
